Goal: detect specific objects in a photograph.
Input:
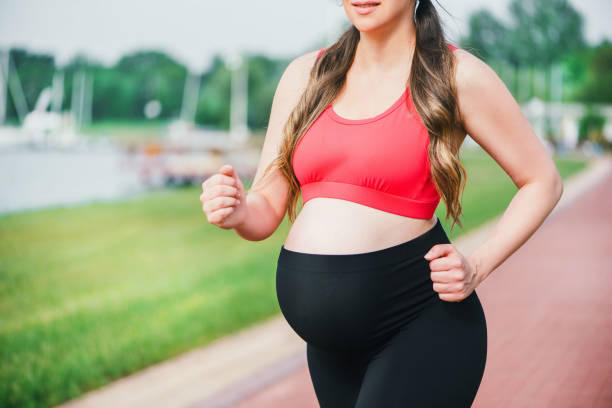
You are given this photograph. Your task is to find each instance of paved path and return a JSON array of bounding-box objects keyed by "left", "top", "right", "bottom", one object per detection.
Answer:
[
  {"left": 472, "top": 162, "right": 612, "bottom": 408},
  {"left": 228, "top": 156, "right": 612, "bottom": 408},
  {"left": 56, "top": 154, "right": 612, "bottom": 408}
]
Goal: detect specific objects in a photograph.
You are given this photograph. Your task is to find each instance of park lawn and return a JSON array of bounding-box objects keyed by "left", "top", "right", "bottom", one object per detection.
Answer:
[
  {"left": 440, "top": 149, "right": 588, "bottom": 238},
  {"left": 0, "top": 149, "right": 588, "bottom": 408},
  {"left": 81, "top": 119, "right": 171, "bottom": 140}
]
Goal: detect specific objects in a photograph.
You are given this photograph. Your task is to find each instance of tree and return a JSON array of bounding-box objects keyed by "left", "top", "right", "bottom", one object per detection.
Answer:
[
  {"left": 461, "top": 0, "right": 586, "bottom": 101},
  {"left": 575, "top": 40, "right": 612, "bottom": 103}
]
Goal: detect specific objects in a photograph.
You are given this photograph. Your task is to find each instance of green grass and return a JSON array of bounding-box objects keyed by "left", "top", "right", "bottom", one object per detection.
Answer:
[
  {"left": 0, "top": 149, "right": 589, "bottom": 408},
  {"left": 438, "top": 149, "right": 589, "bottom": 239},
  {"left": 81, "top": 119, "right": 171, "bottom": 140}
]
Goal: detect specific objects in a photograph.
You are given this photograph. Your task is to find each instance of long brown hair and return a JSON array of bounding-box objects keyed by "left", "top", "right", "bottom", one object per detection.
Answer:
[{"left": 257, "top": 0, "right": 467, "bottom": 231}]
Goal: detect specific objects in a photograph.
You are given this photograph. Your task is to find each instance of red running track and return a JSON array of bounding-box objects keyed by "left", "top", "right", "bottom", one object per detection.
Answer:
[{"left": 232, "top": 167, "right": 612, "bottom": 408}]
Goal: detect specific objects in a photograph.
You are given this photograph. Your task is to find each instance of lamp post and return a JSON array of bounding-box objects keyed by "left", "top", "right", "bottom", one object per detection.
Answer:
[{"left": 224, "top": 51, "right": 249, "bottom": 144}]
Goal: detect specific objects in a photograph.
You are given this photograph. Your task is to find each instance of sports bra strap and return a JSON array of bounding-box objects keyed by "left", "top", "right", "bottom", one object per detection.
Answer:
[{"left": 316, "top": 47, "right": 327, "bottom": 60}]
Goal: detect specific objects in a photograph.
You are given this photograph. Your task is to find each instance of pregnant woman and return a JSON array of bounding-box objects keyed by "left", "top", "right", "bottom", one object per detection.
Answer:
[{"left": 200, "top": 0, "right": 563, "bottom": 406}]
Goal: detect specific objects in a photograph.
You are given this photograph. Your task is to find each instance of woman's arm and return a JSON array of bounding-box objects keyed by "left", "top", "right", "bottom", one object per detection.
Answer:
[
  {"left": 453, "top": 49, "right": 564, "bottom": 285},
  {"left": 233, "top": 50, "right": 320, "bottom": 241}
]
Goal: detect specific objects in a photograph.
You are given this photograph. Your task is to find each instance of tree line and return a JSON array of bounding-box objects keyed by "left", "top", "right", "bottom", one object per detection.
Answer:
[{"left": 2, "top": 0, "right": 610, "bottom": 131}]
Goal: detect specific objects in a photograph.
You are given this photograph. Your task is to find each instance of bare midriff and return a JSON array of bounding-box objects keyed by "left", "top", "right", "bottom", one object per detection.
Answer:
[{"left": 282, "top": 197, "right": 438, "bottom": 255}]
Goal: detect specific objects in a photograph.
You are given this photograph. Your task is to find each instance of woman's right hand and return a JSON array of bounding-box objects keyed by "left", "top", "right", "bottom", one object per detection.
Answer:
[{"left": 200, "top": 164, "right": 248, "bottom": 230}]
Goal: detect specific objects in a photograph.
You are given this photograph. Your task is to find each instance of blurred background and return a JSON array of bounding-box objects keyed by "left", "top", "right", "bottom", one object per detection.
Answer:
[{"left": 0, "top": 0, "right": 610, "bottom": 407}]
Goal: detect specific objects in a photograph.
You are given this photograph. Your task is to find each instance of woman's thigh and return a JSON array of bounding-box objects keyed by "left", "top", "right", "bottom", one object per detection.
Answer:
[
  {"left": 306, "top": 343, "right": 366, "bottom": 408},
  {"left": 355, "top": 291, "right": 488, "bottom": 408}
]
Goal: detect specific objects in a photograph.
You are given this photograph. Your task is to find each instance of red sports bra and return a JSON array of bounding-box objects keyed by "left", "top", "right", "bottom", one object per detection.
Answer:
[{"left": 293, "top": 42, "right": 459, "bottom": 219}]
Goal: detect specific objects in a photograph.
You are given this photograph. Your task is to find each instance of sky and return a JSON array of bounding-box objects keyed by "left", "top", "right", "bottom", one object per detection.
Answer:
[{"left": 0, "top": 0, "right": 610, "bottom": 73}]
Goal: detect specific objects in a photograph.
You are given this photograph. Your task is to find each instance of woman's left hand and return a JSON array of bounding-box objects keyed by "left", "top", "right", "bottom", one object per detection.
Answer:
[{"left": 424, "top": 244, "right": 481, "bottom": 302}]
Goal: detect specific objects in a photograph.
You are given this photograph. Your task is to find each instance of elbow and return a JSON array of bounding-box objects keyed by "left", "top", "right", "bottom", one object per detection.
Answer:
[
  {"left": 523, "top": 171, "right": 564, "bottom": 203},
  {"left": 552, "top": 172, "right": 564, "bottom": 201},
  {"left": 233, "top": 191, "right": 284, "bottom": 242},
  {"left": 233, "top": 220, "right": 274, "bottom": 242},
  {"left": 556, "top": 178, "right": 564, "bottom": 201},
  {"left": 543, "top": 171, "right": 564, "bottom": 209}
]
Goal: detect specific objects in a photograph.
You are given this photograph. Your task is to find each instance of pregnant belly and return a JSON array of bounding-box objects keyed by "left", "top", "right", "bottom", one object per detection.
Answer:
[
  {"left": 275, "top": 246, "right": 440, "bottom": 353},
  {"left": 283, "top": 197, "right": 438, "bottom": 255}
]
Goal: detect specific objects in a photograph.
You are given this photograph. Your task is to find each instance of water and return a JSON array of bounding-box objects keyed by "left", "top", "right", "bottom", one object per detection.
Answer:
[{"left": 0, "top": 145, "right": 158, "bottom": 215}]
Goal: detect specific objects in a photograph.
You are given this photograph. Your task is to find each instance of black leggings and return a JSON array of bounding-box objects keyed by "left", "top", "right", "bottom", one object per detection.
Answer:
[{"left": 276, "top": 218, "right": 487, "bottom": 407}]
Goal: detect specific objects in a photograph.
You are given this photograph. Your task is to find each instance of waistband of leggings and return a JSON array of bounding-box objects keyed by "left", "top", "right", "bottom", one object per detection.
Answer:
[{"left": 278, "top": 216, "right": 448, "bottom": 271}]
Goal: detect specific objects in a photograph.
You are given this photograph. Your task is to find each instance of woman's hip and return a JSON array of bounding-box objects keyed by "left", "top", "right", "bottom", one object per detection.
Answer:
[{"left": 275, "top": 217, "right": 487, "bottom": 352}]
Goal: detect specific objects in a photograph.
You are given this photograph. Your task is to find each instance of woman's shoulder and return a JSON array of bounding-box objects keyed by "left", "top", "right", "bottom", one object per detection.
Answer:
[
  {"left": 450, "top": 44, "right": 493, "bottom": 85},
  {"left": 450, "top": 42, "right": 512, "bottom": 119},
  {"left": 288, "top": 48, "right": 326, "bottom": 73},
  {"left": 274, "top": 49, "right": 323, "bottom": 103}
]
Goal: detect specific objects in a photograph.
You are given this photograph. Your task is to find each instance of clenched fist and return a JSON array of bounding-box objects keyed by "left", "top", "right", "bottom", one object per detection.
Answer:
[
  {"left": 424, "top": 243, "right": 482, "bottom": 302},
  {"left": 200, "top": 164, "right": 248, "bottom": 230}
]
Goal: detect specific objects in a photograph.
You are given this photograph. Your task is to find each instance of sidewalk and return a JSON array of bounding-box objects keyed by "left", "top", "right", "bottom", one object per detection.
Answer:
[
  {"left": 56, "top": 154, "right": 612, "bottom": 408},
  {"left": 472, "top": 157, "right": 612, "bottom": 408}
]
